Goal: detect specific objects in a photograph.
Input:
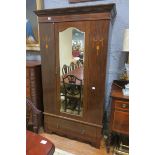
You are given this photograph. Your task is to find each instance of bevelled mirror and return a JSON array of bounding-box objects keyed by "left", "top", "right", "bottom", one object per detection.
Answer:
[{"left": 59, "top": 27, "right": 85, "bottom": 116}]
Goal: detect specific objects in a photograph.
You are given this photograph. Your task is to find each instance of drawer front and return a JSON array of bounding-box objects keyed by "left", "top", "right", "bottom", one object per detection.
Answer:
[
  {"left": 26, "top": 87, "right": 31, "bottom": 97},
  {"left": 44, "top": 115, "right": 97, "bottom": 140},
  {"left": 26, "top": 68, "right": 30, "bottom": 78},
  {"left": 59, "top": 119, "right": 96, "bottom": 139},
  {"left": 26, "top": 78, "right": 31, "bottom": 97},
  {"left": 26, "top": 78, "right": 30, "bottom": 87},
  {"left": 29, "top": 68, "right": 36, "bottom": 78},
  {"left": 114, "top": 100, "right": 129, "bottom": 111},
  {"left": 112, "top": 110, "right": 129, "bottom": 135}
]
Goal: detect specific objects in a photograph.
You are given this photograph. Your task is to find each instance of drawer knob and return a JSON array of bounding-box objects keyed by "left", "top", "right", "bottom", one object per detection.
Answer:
[
  {"left": 92, "top": 87, "right": 95, "bottom": 90},
  {"left": 48, "top": 17, "right": 51, "bottom": 20},
  {"left": 122, "top": 104, "right": 127, "bottom": 108}
]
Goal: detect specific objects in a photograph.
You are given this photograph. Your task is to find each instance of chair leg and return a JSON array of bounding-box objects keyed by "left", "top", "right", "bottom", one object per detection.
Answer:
[
  {"left": 78, "top": 101, "right": 80, "bottom": 115},
  {"left": 64, "top": 98, "right": 67, "bottom": 112},
  {"left": 106, "top": 132, "right": 112, "bottom": 153},
  {"left": 33, "top": 126, "right": 38, "bottom": 133}
]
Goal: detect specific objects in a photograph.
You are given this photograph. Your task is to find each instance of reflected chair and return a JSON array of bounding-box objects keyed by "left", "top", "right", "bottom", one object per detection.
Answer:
[
  {"left": 62, "top": 64, "right": 69, "bottom": 75},
  {"left": 76, "top": 60, "right": 82, "bottom": 68},
  {"left": 61, "top": 64, "right": 69, "bottom": 97},
  {"left": 79, "top": 52, "right": 84, "bottom": 64},
  {"left": 26, "top": 97, "right": 42, "bottom": 133},
  {"left": 69, "top": 62, "right": 77, "bottom": 71},
  {"left": 63, "top": 75, "right": 82, "bottom": 115}
]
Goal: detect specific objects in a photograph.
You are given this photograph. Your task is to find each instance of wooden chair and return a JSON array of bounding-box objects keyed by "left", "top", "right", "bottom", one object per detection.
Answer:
[
  {"left": 26, "top": 97, "right": 42, "bottom": 133},
  {"left": 63, "top": 75, "right": 82, "bottom": 115},
  {"left": 62, "top": 64, "right": 69, "bottom": 75}
]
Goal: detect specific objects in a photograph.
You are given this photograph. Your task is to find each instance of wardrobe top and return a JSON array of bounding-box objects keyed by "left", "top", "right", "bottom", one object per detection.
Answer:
[{"left": 34, "top": 3, "right": 116, "bottom": 19}]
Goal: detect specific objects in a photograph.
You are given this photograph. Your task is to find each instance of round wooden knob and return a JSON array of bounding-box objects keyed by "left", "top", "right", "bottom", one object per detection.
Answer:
[{"left": 122, "top": 104, "right": 127, "bottom": 108}]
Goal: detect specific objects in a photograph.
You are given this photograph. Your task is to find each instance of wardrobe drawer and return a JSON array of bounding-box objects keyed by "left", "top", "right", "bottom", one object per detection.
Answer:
[
  {"left": 114, "top": 100, "right": 129, "bottom": 111},
  {"left": 44, "top": 116, "right": 96, "bottom": 139},
  {"left": 44, "top": 116, "right": 60, "bottom": 131},
  {"left": 59, "top": 119, "right": 96, "bottom": 139}
]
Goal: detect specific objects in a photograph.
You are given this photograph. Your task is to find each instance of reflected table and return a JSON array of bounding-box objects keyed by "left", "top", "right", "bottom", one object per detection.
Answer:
[
  {"left": 67, "top": 66, "right": 83, "bottom": 80},
  {"left": 62, "top": 66, "right": 84, "bottom": 85},
  {"left": 26, "top": 130, "right": 55, "bottom": 155}
]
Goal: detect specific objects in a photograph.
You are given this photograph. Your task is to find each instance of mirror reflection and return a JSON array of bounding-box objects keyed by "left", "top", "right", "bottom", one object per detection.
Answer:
[{"left": 59, "top": 27, "right": 85, "bottom": 116}]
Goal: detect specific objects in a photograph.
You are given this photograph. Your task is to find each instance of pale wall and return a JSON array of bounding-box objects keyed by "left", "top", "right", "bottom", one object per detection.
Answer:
[{"left": 59, "top": 28, "right": 73, "bottom": 75}]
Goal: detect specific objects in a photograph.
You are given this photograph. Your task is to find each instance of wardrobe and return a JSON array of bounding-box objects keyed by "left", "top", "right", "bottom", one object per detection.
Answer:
[{"left": 35, "top": 3, "right": 116, "bottom": 147}]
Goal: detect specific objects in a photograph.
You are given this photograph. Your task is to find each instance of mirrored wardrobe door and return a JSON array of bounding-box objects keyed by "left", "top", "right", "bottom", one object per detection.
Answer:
[
  {"left": 59, "top": 27, "right": 85, "bottom": 116},
  {"left": 55, "top": 22, "right": 86, "bottom": 117}
]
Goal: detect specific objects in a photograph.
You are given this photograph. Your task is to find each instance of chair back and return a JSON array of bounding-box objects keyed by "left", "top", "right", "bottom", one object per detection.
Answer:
[
  {"left": 26, "top": 97, "right": 42, "bottom": 133},
  {"left": 76, "top": 60, "right": 82, "bottom": 68},
  {"left": 69, "top": 62, "right": 76, "bottom": 71},
  {"left": 63, "top": 75, "right": 82, "bottom": 97},
  {"left": 62, "top": 64, "right": 69, "bottom": 75}
]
